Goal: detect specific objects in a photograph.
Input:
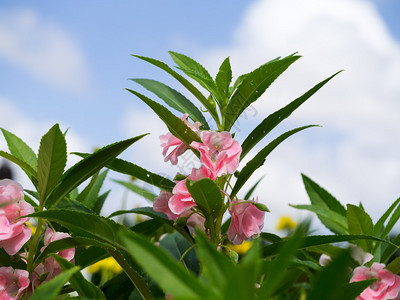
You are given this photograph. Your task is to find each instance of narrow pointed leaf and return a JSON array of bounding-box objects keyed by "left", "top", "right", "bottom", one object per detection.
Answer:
[
  {"left": 113, "top": 179, "right": 157, "bottom": 202},
  {"left": 126, "top": 90, "right": 201, "bottom": 148},
  {"left": 81, "top": 170, "right": 108, "bottom": 209},
  {"left": 1, "top": 128, "right": 37, "bottom": 171},
  {"left": 224, "top": 54, "right": 300, "bottom": 130},
  {"left": 132, "top": 54, "right": 219, "bottom": 122},
  {"left": 240, "top": 71, "right": 342, "bottom": 159},
  {"left": 231, "top": 125, "right": 317, "bottom": 199},
  {"left": 46, "top": 135, "right": 147, "bottom": 208},
  {"left": 120, "top": 230, "right": 211, "bottom": 299},
  {"left": 37, "top": 124, "right": 67, "bottom": 203},
  {"left": 29, "top": 267, "right": 79, "bottom": 300},
  {"left": 168, "top": 51, "right": 219, "bottom": 103},
  {"left": 52, "top": 254, "right": 105, "bottom": 299},
  {"left": 0, "top": 151, "right": 38, "bottom": 185},
  {"left": 215, "top": 57, "right": 232, "bottom": 108},
  {"left": 346, "top": 204, "right": 374, "bottom": 252},
  {"left": 374, "top": 197, "right": 400, "bottom": 236},
  {"left": 130, "top": 78, "right": 209, "bottom": 129},
  {"left": 244, "top": 175, "right": 265, "bottom": 200}
]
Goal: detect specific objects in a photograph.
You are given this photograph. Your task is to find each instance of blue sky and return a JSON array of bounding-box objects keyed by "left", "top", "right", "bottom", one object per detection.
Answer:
[{"left": 1, "top": 0, "right": 400, "bottom": 230}]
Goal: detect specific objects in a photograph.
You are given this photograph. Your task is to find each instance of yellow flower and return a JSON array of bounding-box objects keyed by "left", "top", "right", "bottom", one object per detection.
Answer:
[
  {"left": 276, "top": 215, "right": 297, "bottom": 231},
  {"left": 26, "top": 222, "right": 37, "bottom": 235},
  {"left": 87, "top": 257, "right": 122, "bottom": 274},
  {"left": 227, "top": 240, "right": 253, "bottom": 255}
]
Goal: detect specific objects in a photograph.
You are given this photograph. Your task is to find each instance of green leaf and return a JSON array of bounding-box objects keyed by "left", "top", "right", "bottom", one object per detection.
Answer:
[
  {"left": 240, "top": 71, "right": 342, "bottom": 159},
  {"left": 186, "top": 178, "right": 224, "bottom": 228},
  {"left": 29, "top": 266, "right": 79, "bottom": 300},
  {"left": 46, "top": 135, "right": 147, "bottom": 208},
  {"left": 339, "top": 279, "right": 377, "bottom": 300},
  {"left": 215, "top": 57, "right": 232, "bottom": 108},
  {"left": 80, "top": 170, "right": 108, "bottom": 210},
  {"left": 75, "top": 246, "right": 109, "bottom": 269},
  {"left": 0, "top": 248, "right": 26, "bottom": 269},
  {"left": 132, "top": 54, "right": 219, "bottom": 124},
  {"left": 113, "top": 179, "right": 157, "bottom": 202},
  {"left": 307, "top": 250, "right": 352, "bottom": 300},
  {"left": 168, "top": 51, "right": 219, "bottom": 104},
  {"left": 108, "top": 206, "right": 173, "bottom": 226},
  {"left": 374, "top": 197, "right": 400, "bottom": 236},
  {"left": 262, "top": 234, "right": 396, "bottom": 258},
  {"left": 52, "top": 254, "right": 105, "bottom": 299},
  {"left": 290, "top": 204, "right": 348, "bottom": 234},
  {"left": 378, "top": 198, "right": 400, "bottom": 240},
  {"left": 27, "top": 209, "right": 128, "bottom": 249},
  {"left": 106, "top": 158, "right": 175, "bottom": 192},
  {"left": 258, "top": 225, "right": 305, "bottom": 298},
  {"left": 301, "top": 174, "right": 347, "bottom": 234},
  {"left": 34, "top": 236, "right": 114, "bottom": 268},
  {"left": 130, "top": 78, "right": 209, "bottom": 129},
  {"left": 244, "top": 175, "right": 265, "bottom": 200},
  {"left": 1, "top": 128, "right": 37, "bottom": 172},
  {"left": 120, "top": 230, "right": 212, "bottom": 299},
  {"left": 346, "top": 204, "right": 374, "bottom": 252},
  {"left": 126, "top": 89, "right": 202, "bottom": 149},
  {"left": 0, "top": 150, "right": 38, "bottom": 185},
  {"left": 386, "top": 256, "right": 400, "bottom": 274},
  {"left": 195, "top": 231, "right": 234, "bottom": 294},
  {"left": 93, "top": 190, "right": 110, "bottom": 215},
  {"left": 224, "top": 53, "right": 300, "bottom": 131},
  {"left": 37, "top": 124, "right": 67, "bottom": 203},
  {"left": 231, "top": 125, "right": 317, "bottom": 199},
  {"left": 160, "top": 232, "right": 200, "bottom": 275}
]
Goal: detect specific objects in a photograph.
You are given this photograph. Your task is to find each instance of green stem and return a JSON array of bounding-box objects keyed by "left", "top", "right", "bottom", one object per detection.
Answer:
[
  {"left": 108, "top": 249, "right": 153, "bottom": 300},
  {"left": 26, "top": 212, "right": 44, "bottom": 273}
]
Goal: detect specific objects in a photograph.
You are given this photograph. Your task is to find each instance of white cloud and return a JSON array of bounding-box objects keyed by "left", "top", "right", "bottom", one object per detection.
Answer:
[
  {"left": 0, "top": 9, "right": 90, "bottom": 93},
  {"left": 198, "top": 0, "right": 400, "bottom": 230}
]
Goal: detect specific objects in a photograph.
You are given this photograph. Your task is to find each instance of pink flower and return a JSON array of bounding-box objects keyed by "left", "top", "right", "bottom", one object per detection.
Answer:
[
  {"left": 160, "top": 113, "right": 202, "bottom": 165},
  {"left": 0, "top": 179, "right": 33, "bottom": 255},
  {"left": 351, "top": 263, "right": 400, "bottom": 300},
  {"left": 190, "top": 131, "right": 241, "bottom": 178},
  {"left": 169, "top": 166, "right": 215, "bottom": 215},
  {"left": 0, "top": 267, "right": 29, "bottom": 300},
  {"left": 228, "top": 198, "right": 265, "bottom": 245},
  {"left": 41, "top": 227, "right": 75, "bottom": 278},
  {"left": 153, "top": 191, "right": 179, "bottom": 221}
]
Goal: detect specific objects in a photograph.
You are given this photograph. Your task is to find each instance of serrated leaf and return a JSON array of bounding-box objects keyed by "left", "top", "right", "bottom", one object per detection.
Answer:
[
  {"left": 224, "top": 54, "right": 300, "bottom": 131},
  {"left": 108, "top": 206, "right": 173, "bottom": 225},
  {"left": 290, "top": 204, "right": 348, "bottom": 234},
  {"left": 81, "top": 170, "right": 108, "bottom": 210},
  {"left": 1, "top": 128, "right": 37, "bottom": 171},
  {"left": 52, "top": 254, "right": 105, "bottom": 299},
  {"left": 126, "top": 89, "right": 202, "bottom": 149},
  {"left": 215, "top": 57, "right": 232, "bottom": 108},
  {"left": 113, "top": 179, "right": 157, "bottom": 202},
  {"left": 347, "top": 204, "right": 374, "bottom": 252},
  {"left": 168, "top": 51, "right": 219, "bottom": 105},
  {"left": 240, "top": 71, "right": 342, "bottom": 159},
  {"left": 130, "top": 78, "right": 209, "bottom": 129},
  {"left": 120, "top": 230, "right": 212, "bottom": 299},
  {"left": 132, "top": 54, "right": 219, "bottom": 124},
  {"left": 186, "top": 178, "right": 224, "bottom": 226},
  {"left": 93, "top": 190, "right": 110, "bottom": 215},
  {"left": 301, "top": 174, "right": 347, "bottom": 234},
  {"left": 0, "top": 150, "right": 38, "bottom": 185},
  {"left": 262, "top": 234, "right": 396, "bottom": 258},
  {"left": 231, "top": 125, "right": 317, "bottom": 199},
  {"left": 37, "top": 124, "right": 67, "bottom": 203},
  {"left": 45, "top": 135, "right": 147, "bottom": 208},
  {"left": 29, "top": 266, "right": 79, "bottom": 300},
  {"left": 27, "top": 209, "right": 128, "bottom": 249}
]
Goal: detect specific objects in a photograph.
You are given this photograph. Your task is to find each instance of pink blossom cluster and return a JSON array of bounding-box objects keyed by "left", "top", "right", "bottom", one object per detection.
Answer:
[
  {"left": 0, "top": 267, "right": 29, "bottom": 300},
  {"left": 155, "top": 114, "right": 265, "bottom": 244},
  {"left": 351, "top": 263, "right": 400, "bottom": 300},
  {"left": 29, "top": 227, "right": 75, "bottom": 292},
  {"left": 0, "top": 179, "right": 33, "bottom": 255}
]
